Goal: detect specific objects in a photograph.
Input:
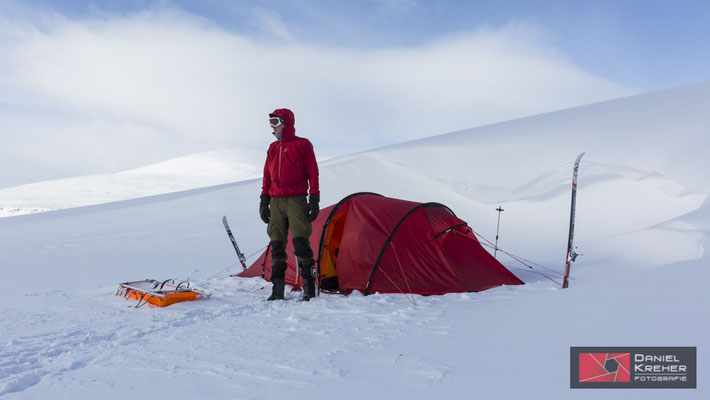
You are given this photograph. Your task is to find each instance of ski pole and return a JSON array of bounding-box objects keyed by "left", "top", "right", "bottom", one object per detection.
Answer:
[{"left": 494, "top": 206, "right": 504, "bottom": 259}]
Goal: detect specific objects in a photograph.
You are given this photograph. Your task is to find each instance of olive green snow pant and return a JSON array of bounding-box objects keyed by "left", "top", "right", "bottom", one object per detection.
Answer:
[{"left": 267, "top": 196, "right": 315, "bottom": 282}]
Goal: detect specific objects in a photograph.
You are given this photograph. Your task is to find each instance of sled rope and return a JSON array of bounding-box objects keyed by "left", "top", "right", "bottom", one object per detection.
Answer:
[
  {"left": 199, "top": 245, "right": 268, "bottom": 282},
  {"left": 246, "top": 281, "right": 267, "bottom": 293},
  {"left": 116, "top": 286, "right": 152, "bottom": 308},
  {"left": 198, "top": 262, "right": 240, "bottom": 282},
  {"left": 134, "top": 292, "right": 151, "bottom": 308}
]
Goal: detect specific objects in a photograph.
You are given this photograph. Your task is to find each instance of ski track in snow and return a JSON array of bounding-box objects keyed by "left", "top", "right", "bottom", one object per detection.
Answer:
[
  {"left": 0, "top": 328, "right": 111, "bottom": 395},
  {"left": 1, "top": 276, "right": 475, "bottom": 398}
]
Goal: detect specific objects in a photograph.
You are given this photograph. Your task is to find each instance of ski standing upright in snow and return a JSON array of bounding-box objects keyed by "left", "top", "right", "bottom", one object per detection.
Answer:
[
  {"left": 562, "top": 152, "right": 584, "bottom": 288},
  {"left": 223, "top": 215, "right": 247, "bottom": 270}
]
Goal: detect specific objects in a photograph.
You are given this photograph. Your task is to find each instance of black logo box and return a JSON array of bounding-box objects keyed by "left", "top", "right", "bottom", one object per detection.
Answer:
[{"left": 570, "top": 346, "right": 696, "bottom": 389}]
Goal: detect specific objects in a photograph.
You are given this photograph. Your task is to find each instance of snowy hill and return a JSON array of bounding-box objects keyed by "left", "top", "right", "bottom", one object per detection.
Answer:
[
  {"left": 1, "top": 83, "right": 708, "bottom": 399},
  {"left": 365, "top": 80, "right": 710, "bottom": 192},
  {"left": 0, "top": 148, "right": 265, "bottom": 218}
]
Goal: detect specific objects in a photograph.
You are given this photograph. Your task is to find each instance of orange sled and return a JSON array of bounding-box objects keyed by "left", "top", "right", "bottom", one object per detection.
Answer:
[{"left": 116, "top": 279, "right": 211, "bottom": 307}]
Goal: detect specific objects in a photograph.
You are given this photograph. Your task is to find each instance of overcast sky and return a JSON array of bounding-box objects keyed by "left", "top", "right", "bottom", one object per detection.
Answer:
[{"left": 1, "top": 0, "right": 708, "bottom": 188}]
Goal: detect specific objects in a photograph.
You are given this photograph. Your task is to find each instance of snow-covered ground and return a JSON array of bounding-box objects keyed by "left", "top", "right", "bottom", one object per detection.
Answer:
[{"left": 1, "top": 82, "right": 708, "bottom": 398}]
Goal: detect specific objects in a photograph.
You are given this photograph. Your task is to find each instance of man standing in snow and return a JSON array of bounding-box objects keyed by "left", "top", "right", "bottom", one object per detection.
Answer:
[{"left": 260, "top": 108, "right": 320, "bottom": 301}]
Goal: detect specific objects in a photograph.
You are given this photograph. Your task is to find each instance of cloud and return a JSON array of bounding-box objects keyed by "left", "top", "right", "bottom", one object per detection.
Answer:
[
  {"left": 247, "top": 7, "right": 297, "bottom": 42},
  {"left": 0, "top": 8, "right": 634, "bottom": 188}
]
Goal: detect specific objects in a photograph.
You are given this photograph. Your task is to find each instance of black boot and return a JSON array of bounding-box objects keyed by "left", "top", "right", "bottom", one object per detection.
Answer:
[
  {"left": 267, "top": 278, "right": 285, "bottom": 301},
  {"left": 268, "top": 258, "right": 287, "bottom": 301},
  {"left": 302, "top": 280, "right": 316, "bottom": 301},
  {"left": 299, "top": 258, "right": 317, "bottom": 301}
]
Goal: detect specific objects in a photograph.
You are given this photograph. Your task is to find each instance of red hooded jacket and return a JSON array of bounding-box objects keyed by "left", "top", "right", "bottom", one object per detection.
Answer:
[{"left": 261, "top": 108, "right": 320, "bottom": 197}]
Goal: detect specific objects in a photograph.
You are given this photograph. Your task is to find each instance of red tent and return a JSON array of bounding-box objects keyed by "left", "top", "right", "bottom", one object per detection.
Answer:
[{"left": 238, "top": 193, "right": 523, "bottom": 295}]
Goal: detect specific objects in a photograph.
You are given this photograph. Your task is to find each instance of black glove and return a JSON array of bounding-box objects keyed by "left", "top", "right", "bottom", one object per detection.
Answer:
[
  {"left": 259, "top": 194, "right": 270, "bottom": 224},
  {"left": 307, "top": 194, "right": 320, "bottom": 222}
]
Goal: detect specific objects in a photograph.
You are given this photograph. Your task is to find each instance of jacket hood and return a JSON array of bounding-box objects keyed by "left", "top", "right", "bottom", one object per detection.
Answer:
[{"left": 270, "top": 108, "right": 295, "bottom": 140}]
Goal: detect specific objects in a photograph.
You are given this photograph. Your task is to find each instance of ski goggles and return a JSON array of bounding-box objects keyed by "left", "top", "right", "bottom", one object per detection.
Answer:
[{"left": 269, "top": 116, "right": 283, "bottom": 128}]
